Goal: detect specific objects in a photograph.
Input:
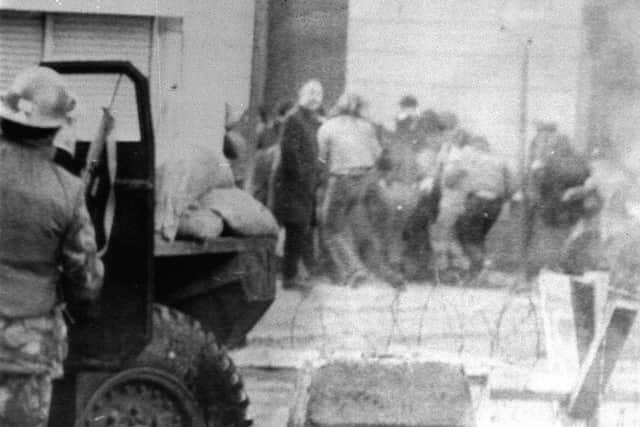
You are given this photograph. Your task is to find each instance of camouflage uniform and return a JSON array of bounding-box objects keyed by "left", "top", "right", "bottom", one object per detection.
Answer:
[
  {"left": 0, "top": 67, "right": 103, "bottom": 427},
  {"left": 0, "top": 308, "right": 67, "bottom": 427},
  {"left": 0, "top": 134, "right": 103, "bottom": 427}
]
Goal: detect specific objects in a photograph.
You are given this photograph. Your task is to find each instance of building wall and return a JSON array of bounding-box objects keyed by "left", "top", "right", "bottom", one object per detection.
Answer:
[
  {"left": 0, "top": 0, "right": 256, "bottom": 159},
  {"left": 264, "top": 0, "right": 349, "bottom": 112},
  {"left": 346, "top": 0, "right": 584, "bottom": 163},
  {"left": 161, "top": 0, "right": 255, "bottom": 160},
  {"left": 582, "top": 0, "right": 640, "bottom": 173}
]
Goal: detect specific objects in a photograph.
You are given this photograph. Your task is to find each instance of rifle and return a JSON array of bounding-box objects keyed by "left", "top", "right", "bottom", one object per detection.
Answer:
[
  {"left": 81, "top": 75, "right": 121, "bottom": 254},
  {"left": 83, "top": 72, "right": 121, "bottom": 183},
  {"left": 82, "top": 107, "right": 115, "bottom": 195}
]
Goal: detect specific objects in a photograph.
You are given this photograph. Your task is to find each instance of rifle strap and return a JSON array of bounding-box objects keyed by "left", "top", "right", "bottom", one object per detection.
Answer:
[
  {"left": 96, "top": 75, "right": 122, "bottom": 257},
  {"left": 97, "top": 127, "right": 117, "bottom": 258}
]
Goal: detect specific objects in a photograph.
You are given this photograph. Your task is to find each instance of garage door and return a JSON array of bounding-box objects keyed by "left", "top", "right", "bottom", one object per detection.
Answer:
[
  {"left": 47, "top": 14, "right": 153, "bottom": 141},
  {"left": 0, "top": 12, "right": 44, "bottom": 91}
]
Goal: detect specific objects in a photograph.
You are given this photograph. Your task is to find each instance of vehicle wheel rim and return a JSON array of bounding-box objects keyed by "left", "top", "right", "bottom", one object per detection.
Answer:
[{"left": 80, "top": 368, "right": 205, "bottom": 427}]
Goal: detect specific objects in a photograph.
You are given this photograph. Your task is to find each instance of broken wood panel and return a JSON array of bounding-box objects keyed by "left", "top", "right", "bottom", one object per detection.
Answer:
[
  {"left": 568, "top": 300, "right": 638, "bottom": 419},
  {"left": 571, "top": 272, "right": 609, "bottom": 362},
  {"left": 571, "top": 279, "right": 596, "bottom": 363},
  {"left": 539, "top": 270, "right": 580, "bottom": 382}
]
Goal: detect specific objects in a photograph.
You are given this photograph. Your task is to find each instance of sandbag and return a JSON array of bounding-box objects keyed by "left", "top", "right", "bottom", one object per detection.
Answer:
[
  {"left": 155, "top": 145, "right": 235, "bottom": 241},
  {"left": 176, "top": 205, "right": 224, "bottom": 242},
  {"left": 224, "top": 130, "right": 249, "bottom": 186},
  {"left": 200, "top": 188, "right": 279, "bottom": 237}
]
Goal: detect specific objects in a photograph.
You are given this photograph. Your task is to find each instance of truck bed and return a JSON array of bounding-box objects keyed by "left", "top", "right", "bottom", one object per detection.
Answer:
[
  {"left": 154, "top": 232, "right": 278, "bottom": 347},
  {"left": 154, "top": 234, "right": 276, "bottom": 256}
]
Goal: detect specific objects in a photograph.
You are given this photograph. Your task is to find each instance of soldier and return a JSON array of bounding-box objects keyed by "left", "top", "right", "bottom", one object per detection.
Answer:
[{"left": 0, "top": 67, "right": 103, "bottom": 426}]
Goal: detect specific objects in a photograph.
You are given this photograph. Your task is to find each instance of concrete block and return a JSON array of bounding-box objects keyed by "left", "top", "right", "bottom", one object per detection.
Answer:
[{"left": 288, "top": 358, "right": 475, "bottom": 427}]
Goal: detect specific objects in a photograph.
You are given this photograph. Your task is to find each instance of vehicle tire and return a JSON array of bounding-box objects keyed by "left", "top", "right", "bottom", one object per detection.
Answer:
[
  {"left": 76, "top": 366, "right": 206, "bottom": 427},
  {"left": 175, "top": 284, "right": 253, "bottom": 349},
  {"left": 76, "top": 304, "right": 251, "bottom": 427},
  {"left": 175, "top": 292, "right": 232, "bottom": 346}
]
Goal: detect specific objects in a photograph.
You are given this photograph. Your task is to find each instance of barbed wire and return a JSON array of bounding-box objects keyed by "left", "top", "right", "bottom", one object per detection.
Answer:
[{"left": 273, "top": 271, "right": 640, "bottom": 425}]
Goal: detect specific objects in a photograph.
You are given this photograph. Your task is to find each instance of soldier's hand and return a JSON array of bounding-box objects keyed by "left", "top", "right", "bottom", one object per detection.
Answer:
[{"left": 101, "top": 107, "right": 116, "bottom": 134}]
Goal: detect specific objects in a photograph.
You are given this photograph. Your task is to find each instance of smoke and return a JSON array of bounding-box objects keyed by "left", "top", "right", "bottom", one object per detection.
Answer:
[
  {"left": 577, "top": 1, "right": 640, "bottom": 296},
  {"left": 585, "top": 0, "right": 640, "bottom": 173}
]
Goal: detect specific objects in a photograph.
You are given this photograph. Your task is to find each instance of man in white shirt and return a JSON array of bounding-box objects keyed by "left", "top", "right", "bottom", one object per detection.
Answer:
[{"left": 317, "top": 93, "right": 383, "bottom": 287}]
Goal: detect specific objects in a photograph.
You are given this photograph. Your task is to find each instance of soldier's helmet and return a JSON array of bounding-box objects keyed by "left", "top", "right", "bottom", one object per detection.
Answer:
[{"left": 0, "top": 66, "right": 77, "bottom": 129}]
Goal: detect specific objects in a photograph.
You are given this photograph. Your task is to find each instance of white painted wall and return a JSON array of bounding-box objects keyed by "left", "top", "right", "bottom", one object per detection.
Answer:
[
  {"left": 158, "top": 0, "right": 255, "bottom": 160},
  {"left": 346, "top": 0, "right": 583, "bottom": 163},
  {"left": 1, "top": 0, "right": 256, "bottom": 160}
]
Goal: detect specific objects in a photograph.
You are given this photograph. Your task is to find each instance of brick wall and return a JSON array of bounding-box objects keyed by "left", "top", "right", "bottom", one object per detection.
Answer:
[{"left": 346, "top": 0, "right": 584, "bottom": 163}]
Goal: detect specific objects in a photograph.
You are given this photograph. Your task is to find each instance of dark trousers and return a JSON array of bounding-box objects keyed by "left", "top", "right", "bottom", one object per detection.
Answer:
[
  {"left": 402, "top": 189, "right": 440, "bottom": 279},
  {"left": 320, "top": 173, "right": 371, "bottom": 283},
  {"left": 282, "top": 222, "right": 315, "bottom": 281},
  {"left": 454, "top": 193, "right": 504, "bottom": 271}
]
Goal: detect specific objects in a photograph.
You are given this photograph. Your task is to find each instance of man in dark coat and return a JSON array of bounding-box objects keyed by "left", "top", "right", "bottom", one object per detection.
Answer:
[
  {"left": 526, "top": 132, "right": 600, "bottom": 277},
  {"left": 532, "top": 134, "right": 592, "bottom": 228},
  {"left": 273, "top": 80, "right": 324, "bottom": 289}
]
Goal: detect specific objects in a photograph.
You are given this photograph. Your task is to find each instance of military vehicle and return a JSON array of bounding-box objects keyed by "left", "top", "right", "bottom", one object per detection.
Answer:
[{"left": 45, "top": 61, "right": 277, "bottom": 427}]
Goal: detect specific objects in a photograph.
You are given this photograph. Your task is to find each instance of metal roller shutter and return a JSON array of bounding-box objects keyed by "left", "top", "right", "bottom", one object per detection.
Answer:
[
  {"left": 49, "top": 14, "right": 152, "bottom": 75},
  {"left": 48, "top": 14, "right": 153, "bottom": 141},
  {"left": 0, "top": 12, "right": 44, "bottom": 91}
]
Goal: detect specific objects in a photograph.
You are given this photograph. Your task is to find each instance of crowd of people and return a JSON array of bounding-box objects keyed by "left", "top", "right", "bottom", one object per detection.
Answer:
[
  {"left": 0, "top": 52, "right": 635, "bottom": 424},
  {"left": 234, "top": 79, "right": 608, "bottom": 292},
  {"left": 238, "top": 81, "right": 519, "bottom": 290},
  {"left": 0, "top": 62, "right": 633, "bottom": 426}
]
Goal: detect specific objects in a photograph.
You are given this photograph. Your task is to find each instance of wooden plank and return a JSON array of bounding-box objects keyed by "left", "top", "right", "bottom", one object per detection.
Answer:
[
  {"left": 489, "top": 365, "right": 572, "bottom": 401},
  {"left": 539, "top": 270, "right": 580, "bottom": 383},
  {"left": 154, "top": 234, "right": 276, "bottom": 256},
  {"left": 476, "top": 400, "right": 588, "bottom": 427},
  {"left": 571, "top": 272, "right": 609, "bottom": 362},
  {"left": 490, "top": 388, "right": 569, "bottom": 401},
  {"left": 568, "top": 300, "right": 638, "bottom": 418},
  {"left": 570, "top": 279, "right": 596, "bottom": 362},
  {"left": 287, "top": 363, "right": 314, "bottom": 427}
]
